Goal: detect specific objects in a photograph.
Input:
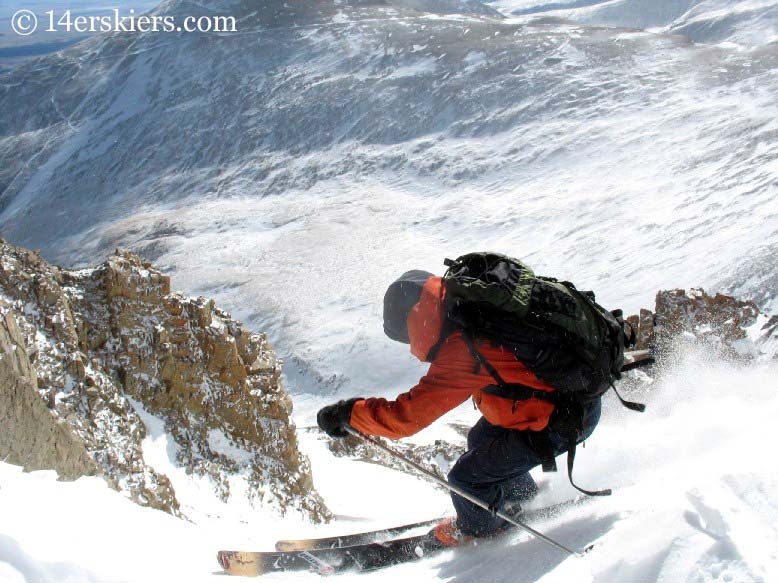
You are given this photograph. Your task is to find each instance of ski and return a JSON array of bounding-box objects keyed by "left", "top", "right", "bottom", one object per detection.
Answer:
[
  {"left": 217, "top": 497, "right": 592, "bottom": 576},
  {"left": 276, "top": 495, "right": 590, "bottom": 553},
  {"left": 218, "top": 532, "right": 442, "bottom": 576},
  {"left": 275, "top": 517, "right": 443, "bottom": 552},
  {"left": 276, "top": 498, "right": 586, "bottom": 552}
]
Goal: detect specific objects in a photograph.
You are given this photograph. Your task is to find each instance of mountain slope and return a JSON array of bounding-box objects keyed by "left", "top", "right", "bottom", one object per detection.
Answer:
[
  {"left": 1, "top": 1, "right": 778, "bottom": 581},
  {"left": 2, "top": 0, "right": 777, "bottom": 400},
  {"left": 488, "top": 0, "right": 778, "bottom": 45}
]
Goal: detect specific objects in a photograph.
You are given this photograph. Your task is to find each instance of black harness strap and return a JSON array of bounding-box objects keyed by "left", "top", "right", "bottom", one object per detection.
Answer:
[
  {"left": 565, "top": 438, "right": 612, "bottom": 496},
  {"left": 462, "top": 332, "right": 508, "bottom": 385},
  {"left": 529, "top": 428, "right": 559, "bottom": 473},
  {"left": 425, "top": 318, "right": 459, "bottom": 362},
  {"left": 463, "top": 331, "right": 612, "bottom": 497},
  {"left": 611, "top": 383, "right": 646, "bottom": 412}
]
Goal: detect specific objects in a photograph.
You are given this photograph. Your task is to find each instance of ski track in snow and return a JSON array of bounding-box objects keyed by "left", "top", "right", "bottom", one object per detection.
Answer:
[{"left": 1, "top": 1, "right": 778, "bottom": 582}]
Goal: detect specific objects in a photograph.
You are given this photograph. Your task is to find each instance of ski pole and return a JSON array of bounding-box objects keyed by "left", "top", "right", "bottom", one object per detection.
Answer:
[{"left": 343, "top": 426, "right": 592, "bottom": 558}]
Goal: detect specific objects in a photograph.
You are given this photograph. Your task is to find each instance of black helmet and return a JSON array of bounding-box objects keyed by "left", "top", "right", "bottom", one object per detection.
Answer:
[{"left": 383, "top": 270, "right": 433, "bottom": 343}]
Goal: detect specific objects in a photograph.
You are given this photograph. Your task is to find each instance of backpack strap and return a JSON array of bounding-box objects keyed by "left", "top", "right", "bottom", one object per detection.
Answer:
[
  {"left": 461, "top": 332, "right": 508, "bottom": 384},
  {"left": 564, "top": 438, "right": 612, "bottom": 496},
  {"left": 610, "top": 382, "right": 646, "bottom": 412},
  {"left": 543, "top": 397, "right": 612, "bottom": 497},
  {"left": 462, "top": 331, "right": 612, "bottom": 497},
  {"left": 424, "top": 317, "right": 458, "bottom": 362},
  {"left": 462, "top": 331, "right": 561, "bottom": 401}
]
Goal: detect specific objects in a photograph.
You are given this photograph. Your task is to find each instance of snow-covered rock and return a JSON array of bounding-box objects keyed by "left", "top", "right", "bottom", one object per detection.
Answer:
[
  {"left": 0, "top": 298, "right": 98, "bottom": 480},
  {"left": 0, "top": 240, "right": 328, "bottom": 521},
  {"left": 627, "top": 287, "right": 777, "bottom": 361}
]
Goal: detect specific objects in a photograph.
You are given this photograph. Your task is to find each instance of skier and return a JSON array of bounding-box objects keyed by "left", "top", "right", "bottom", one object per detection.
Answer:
[{"left": 317, "top": 268, "right": 603, "bottom": 548}]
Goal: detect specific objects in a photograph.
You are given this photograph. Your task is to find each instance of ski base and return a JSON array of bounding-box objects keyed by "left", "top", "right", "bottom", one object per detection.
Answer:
[
  {"left": 274, "top": 495, "right": 590, "bottom": 554},
  {"left": 218, "top": 533, "right": 442, "bottom": 576},
  {"left": 217, "top": 496, "right": 592, "bottom": 576},
  {"left": 275, "top": 517, "right": 442, "bottom": 552}
]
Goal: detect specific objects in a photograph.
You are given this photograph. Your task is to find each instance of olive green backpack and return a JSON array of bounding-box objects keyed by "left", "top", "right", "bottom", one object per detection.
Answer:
[{"left": 436, "top": 252, "right": 644, "bottom": 496}]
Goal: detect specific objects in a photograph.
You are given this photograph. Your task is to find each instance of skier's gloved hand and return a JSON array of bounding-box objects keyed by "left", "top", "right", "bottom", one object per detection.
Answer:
[{"left": 317, "top": 398, "right": 363, "bottom": 438}]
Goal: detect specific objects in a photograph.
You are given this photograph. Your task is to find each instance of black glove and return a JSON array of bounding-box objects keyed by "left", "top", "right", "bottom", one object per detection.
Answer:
[{"left": 317, "top": 398, "right": 363, "bottom": 438}]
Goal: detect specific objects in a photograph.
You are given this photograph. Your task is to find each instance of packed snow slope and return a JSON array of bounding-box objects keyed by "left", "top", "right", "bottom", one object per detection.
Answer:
[{"left": 1, "top": 1, "right": 777, "bottom": 581}]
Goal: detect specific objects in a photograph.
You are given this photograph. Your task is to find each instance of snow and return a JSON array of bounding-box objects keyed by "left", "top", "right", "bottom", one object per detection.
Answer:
[
  {"left": 127, "top": 397, "right": 266, "bottom": 523},
  {"left": 0, "top": 463, "right": 220, "bottom": 582},
  {"left": 488, "top": 0, "right": 778, "bottom": 46},
  {"left": 384, "top": 56, "right": 438, "bottom": 78},
  {"left": 206, "top": 428, "right": 254, "bottom": 464},
  {"left": 2, "top": 0, "right": 778, "bottom": 581},
  {"left": 2, "top": 352, "right": 778, "bottom": 582}
]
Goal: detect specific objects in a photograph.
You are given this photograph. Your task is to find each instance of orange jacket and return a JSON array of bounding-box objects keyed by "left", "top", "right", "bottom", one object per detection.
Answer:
[{"left": 350, "top": 276, "right": 556, "bottom": 440}]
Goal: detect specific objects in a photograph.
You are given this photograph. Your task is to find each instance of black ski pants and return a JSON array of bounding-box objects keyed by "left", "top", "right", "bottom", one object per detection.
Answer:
[{"left": 447, "top": 398, "right": 602, "bottom": 537}]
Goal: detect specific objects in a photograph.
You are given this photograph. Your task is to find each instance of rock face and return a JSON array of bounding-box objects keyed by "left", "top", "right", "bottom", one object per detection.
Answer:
[
  {"left": 627, "top": 288, "right": 776, "bottom": 360},
  {"left": 0, "top": 240, "right": 329, "bottom": 521},
  {"left": 0, "top": 299, "right": 98, "bottom": 480}
]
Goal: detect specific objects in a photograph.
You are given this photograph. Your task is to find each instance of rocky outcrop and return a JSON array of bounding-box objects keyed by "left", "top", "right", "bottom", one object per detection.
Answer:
[
  {"left": 627, "top": 288, "right": 776, "bottom": 361},
  {"left": 0, "top": 299, "right": 98, "bottom": 479},
  {"left": 0, "top": 240, "right": 329, "bottom": 521}
]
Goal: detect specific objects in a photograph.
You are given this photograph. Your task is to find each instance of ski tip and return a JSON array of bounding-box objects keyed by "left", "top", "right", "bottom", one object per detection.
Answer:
[{"left": 216, "top": 551, "right": 230, "bottom": 570}]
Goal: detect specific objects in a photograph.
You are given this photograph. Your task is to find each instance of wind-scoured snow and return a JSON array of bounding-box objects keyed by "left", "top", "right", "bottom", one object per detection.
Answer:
[
  {"left": 1, "top": 0, "right": 777, "bottom": 581},
  {"left": 488, "top": 0, "right": 778, "bottom": 45},
  {"left": 3, "top": 0, "right": 776, "bottom": 398}
]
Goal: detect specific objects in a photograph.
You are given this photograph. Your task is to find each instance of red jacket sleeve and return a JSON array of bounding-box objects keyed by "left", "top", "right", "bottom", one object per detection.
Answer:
[
  {"left": 348, "top": 330, "right": 557, "bottom": 438},
  {"left": 349, "top": 360, "right": 484, "bottom": 439}
]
